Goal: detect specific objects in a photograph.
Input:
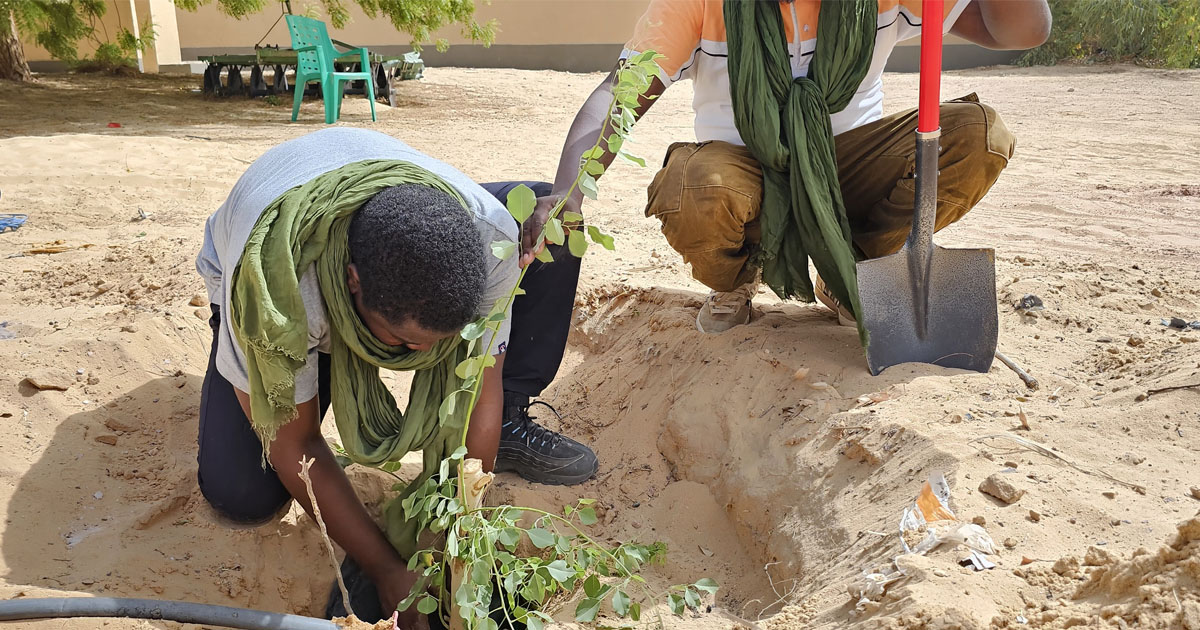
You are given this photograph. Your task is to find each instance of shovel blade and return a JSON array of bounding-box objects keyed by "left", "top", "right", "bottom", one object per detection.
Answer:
[{"left": 857, "top": 245, "right": 998, "bottom": 375}]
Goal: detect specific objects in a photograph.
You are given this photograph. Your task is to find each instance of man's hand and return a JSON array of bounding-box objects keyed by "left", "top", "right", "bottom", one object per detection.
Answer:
[
  {"left": 375, "top": 565, "right": 429, "bottom": 630},
  {"left": 520, "top": 194, "right": 578, "bottom": 267}
]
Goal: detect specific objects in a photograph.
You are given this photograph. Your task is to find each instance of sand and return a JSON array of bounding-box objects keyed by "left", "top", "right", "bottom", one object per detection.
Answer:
[{"left": 0, "top": 64, "right": 1198, "bottom": 630}]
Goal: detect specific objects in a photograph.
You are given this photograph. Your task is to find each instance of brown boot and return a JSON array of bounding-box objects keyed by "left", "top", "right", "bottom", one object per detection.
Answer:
[
  {"left": 696, "top": 280, "right": 757, "bottom": 333},
  {"left": 814, "top": 276, "right": 856, "bottom": 327}
]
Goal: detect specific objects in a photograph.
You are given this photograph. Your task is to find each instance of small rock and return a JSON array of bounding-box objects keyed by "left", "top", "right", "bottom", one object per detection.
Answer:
[
  {"left": 972, "top": 515, "right": 986, "bottom": 526},
  {"left": 1120, "top": 452, "right": 1146, "bottom": 465},
  {"left": 1016, "top": 294, "right": 1044, "bottom": 311},
  {"left": 194, "top": 308, "right": 209, "bottom": 320},
  {"left": 1102, "top": 490, "right": 1117, "bottom": 499},
  {"left": 94, "top": 435, "right": 118, "bottom": 445},
  {"left": 1067, "top": 87, "right": 1075, "bottom": 92},
  {"left": 1189, "top": 487, "right": 1200, "bottom": 500},
  {"left": 188, "top": 294, "right": 208, "bottom": 307},
  {"left": 120, "top": 324, "right": 137, "bottom": 333},
  {"left": 87, "top": 375, "right": 100, "bottom": 385},
  {"left": 1004, "top": 538, "right": 1018, "bottom": 549},
  {"left": 1028, "top": 510, "right": 1041, "bottom": 523},
  {"left": 1151, "top": 288, "right": 1163, "bottom": 297},
  {"left": 21, "top": 370, "right": 73, "bottom": 391},
  {"left": 1182, "top": 336, "right": 1196, "bottom": 344},
  {"left": 1005, "top": 461, "right": 1019, "bottom": 469},
  {"left": 1109, "top": 519, "right": 1121, "bottom": 527},
  {"left": 1127, "top": 336, "right": 1144, "bottom": 347},
  {"left": 105, "top": 417, "right": 136, "bottom": 432},
  {"left": 980, "top": 473, "right": 1026, "bottom": 504},
  {"left": 93, "top": 491, "right": 103, "bottom": 500},
  {"left": 81, "top": 579, "right": 95, "bottom": 585},
  {"left": 76, "top": 368, "right": 85, "bottom": 375},
  {"left": 1097, "top": 337, "right": 1114, "bottom": 343},
  {"left": 932, "top": 569, "right": 949, "bottom": 578}
]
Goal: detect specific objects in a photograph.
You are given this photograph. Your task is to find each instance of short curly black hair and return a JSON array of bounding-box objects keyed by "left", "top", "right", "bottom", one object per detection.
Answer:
[{"left": 348, "top": 184, "right": 486, "bottom": 333}]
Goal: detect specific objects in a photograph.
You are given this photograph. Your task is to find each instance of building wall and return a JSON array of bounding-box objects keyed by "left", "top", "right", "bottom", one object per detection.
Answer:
[
  {"left": 25, "top": 0, "right": 1020, "bottom": 74},
  {"left": 24, "top": 0, "right": 184, "bottom": 72}
]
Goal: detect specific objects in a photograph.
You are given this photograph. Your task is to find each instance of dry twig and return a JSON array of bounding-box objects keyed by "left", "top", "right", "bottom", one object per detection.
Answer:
[
  {"left": 299, "top": 456, "right": 355, "bottom": 620},
  {"left": 995, "top": 351, "right": 1039, "bottom": 390},
  {"left": 972, "top": 434, "right": 1145, "bottom": 494}
]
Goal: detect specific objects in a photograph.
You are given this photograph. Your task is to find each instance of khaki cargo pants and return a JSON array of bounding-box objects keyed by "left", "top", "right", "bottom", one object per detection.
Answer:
[{"left": 645, "top": 94, "right": 1016, "bottom": 292}]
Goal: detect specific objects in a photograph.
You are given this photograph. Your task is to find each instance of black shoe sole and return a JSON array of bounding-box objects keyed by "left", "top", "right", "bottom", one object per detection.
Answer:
[{"left": 493, "top": 457, "right": 599, "bottom": 487}]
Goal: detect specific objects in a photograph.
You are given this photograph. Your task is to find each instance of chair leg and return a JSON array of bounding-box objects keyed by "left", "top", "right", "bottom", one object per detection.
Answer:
[
  {"left": 323, "top": 78, "right": 337, "bottom": 124},
  {"left": 330, "top": 78, "right": 344, "bottom": 123},
  {"left": 364, "top": 72, "right": 377, "bottom": 122},
  {"left": 291, "top": 77, "right": 305, "bottom": 121}
]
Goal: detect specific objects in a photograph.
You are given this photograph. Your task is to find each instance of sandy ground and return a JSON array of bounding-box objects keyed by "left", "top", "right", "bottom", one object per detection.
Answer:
[{"left": 0, "top": 64, "right": 1198, "bottom": 630}]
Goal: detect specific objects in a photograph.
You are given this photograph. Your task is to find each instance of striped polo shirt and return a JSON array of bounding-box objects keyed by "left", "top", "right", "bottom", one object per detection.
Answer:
[{"left": 621, "top": 0, "right": 972, "bottom": 142}]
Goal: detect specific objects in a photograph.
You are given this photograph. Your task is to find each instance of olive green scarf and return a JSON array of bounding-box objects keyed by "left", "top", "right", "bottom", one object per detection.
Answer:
[
  {"left": 229, "top": 159, "right": 476, "bottom": 555},
  {"left": 724, "top": 0, "right": 877, "bottom": 342}
]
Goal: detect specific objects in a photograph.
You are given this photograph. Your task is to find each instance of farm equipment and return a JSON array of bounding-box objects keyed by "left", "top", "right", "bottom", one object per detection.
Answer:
[{"left": 198, "top": 46, "right": 423, "bottom": 107}]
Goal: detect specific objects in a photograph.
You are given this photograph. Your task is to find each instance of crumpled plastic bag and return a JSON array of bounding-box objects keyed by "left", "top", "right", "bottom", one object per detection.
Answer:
[{"left": 899, "top": 473, "right": 995, "bottom": 556}]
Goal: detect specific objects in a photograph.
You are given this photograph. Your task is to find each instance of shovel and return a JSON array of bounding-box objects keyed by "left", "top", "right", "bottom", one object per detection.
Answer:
[{"left": 856, "top": 0, "right": 997, "bottom": 376}]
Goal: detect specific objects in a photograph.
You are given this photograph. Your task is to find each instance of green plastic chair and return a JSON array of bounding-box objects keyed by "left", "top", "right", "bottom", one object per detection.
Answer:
[{"left": 285, "top": 15, "right": 377, "bottom": 124}]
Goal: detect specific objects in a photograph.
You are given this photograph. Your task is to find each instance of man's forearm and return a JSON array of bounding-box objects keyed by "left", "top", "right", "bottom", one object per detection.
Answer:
[
  {"left": 551, "top": 71, "right": 619, "bottom": 203},
  {"left": 465, "top": 353, "right": 505, "bottom": 471},
  {"left": 271, "top": 433, "right": 405, "bottom": 582}
]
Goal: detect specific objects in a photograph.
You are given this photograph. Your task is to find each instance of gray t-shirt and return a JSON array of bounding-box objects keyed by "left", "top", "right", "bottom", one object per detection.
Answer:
[{"left": 196, "top": 128, "right": 518, "bottom": 403}]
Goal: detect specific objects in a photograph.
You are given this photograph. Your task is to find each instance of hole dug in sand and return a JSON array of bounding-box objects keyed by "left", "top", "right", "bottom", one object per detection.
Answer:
[{"left": 495, "top": 287, "right": 975, "bottom": 627}]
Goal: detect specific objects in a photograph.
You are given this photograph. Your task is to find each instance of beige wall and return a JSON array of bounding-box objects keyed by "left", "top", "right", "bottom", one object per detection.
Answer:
[
  {"left": 175, "top": 0, "right": 649, "bottom": 51},
  {"left": 24, "top": 0, "right": 185, "bottom": 70}
]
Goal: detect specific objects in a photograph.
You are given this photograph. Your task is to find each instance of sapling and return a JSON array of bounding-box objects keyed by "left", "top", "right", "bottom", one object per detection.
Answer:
[{"left": 395, "top": 51, "right": 720, "bottom": 630}]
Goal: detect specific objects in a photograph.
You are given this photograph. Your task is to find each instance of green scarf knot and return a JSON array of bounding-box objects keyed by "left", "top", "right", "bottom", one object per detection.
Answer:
[
  {"left": 230, "top": 159, "right": 478, "bottom": 556},
  {"left": 725, "top": 0, "right": 877, "bottom": 343}
]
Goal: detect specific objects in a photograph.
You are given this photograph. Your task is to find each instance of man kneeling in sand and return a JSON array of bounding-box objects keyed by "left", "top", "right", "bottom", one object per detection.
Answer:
[{"left": 194, "top": 128, "right": 597, "bottom": 623}]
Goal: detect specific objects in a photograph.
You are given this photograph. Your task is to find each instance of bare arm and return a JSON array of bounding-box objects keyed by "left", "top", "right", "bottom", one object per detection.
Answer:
[
  {"left": 234, "top": 389, "right": 420, "bottom": 626},
  {"left": 465, "top": 352, "right": 505, "bottom": 470},
  {"left": 950, "top": 0, "right": 1052, "bottom": 50},
  {"left": 520, "top": 64, "right": 665, "bottom": 267}
]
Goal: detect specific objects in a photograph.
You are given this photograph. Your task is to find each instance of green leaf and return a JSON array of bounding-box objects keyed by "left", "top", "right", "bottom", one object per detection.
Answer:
[
  {"left": 587, "top": 225, "right": 616, "bottom": 250},
  {"left": 535, "top": 246, "right": 555, "bottom": 264},
  {"left": 499, "top": 527, "right": 521, "bottom": 548},
  {"left": 523, "top": 573, "right": 546, "bottom": 604},
  {"left": 568, "top": 229, "right": 588, "bottom": 257},
  {"left": 544, "top": 217, "right": 565, "bottom": 245},
  {"left": 490, "top": 239, "right": 517, "bottom": 261},
  {"left": 505, "top": 184, "right": 536, "bottom": 223},
  {"left": 527, "top": 527, "right": 555, "bottom": 549},
  {"left": 669, "top": 592, "right": 685, "bottom": 616},
  {"left": 584, "top": 159, "right": 605, "bottom": 176},
  {"left": 563, "top": 211, "right": 584, "bottom": 223},
  {"left": 578, "top": 498, "right": 596, "bottom": 505},
  {"left": 685, "top": 587, "right": 701, "bottom": 609},
  {"left": 579, "top": 507, "right": 598, "bottom": 526},
  {"left": 438, "top": 392, "right": 457, "bottom": 422},
  {"left": 526, "top": 614, "right": 544, "bottom": 630},
  {"left": 694, "top": 577, "right": 719, "bottom": 595},
  {"left": 555, "top": 535, "right": 572, "bottom": 554},
  {"left": 612, "top": 589, "right": 631, "bottom": 617},
  {"left": 574, "top": 597, "right": 602, "bottom": 623},
  {"left": 606, "top": 133, "right": 624, "bottom": 153},
  {"left": 544, "top": 559, "right": 575, "bottom": 583},
  {"left": 583, "top": 574, "right": 603, "bottom": 598},
  {"left": 445, "top": 529, "right": 458, "bottom": 557},
  {"left": 581, "top": 146, "right": 605, "bottom": 160},
  {"left": 416, "top": 594, "right": 439, "bottom": 615},
  {"left": 450, "top": 446, "right": 468, "bottom": 460},
  {"left": 478, "top": 617, "right": 499, "bottom": 630},
  {"left": 579, "top": 173, "right": 599, "bottom": 200},
  {"left": 617, "top": 150, "right": 647, "bottom": 167},
  {"left": 630, "top": 601, "right": 642, "bottom": 622},
  {"left": 470, "top": 560, "right": 490, "bottom": 587}
]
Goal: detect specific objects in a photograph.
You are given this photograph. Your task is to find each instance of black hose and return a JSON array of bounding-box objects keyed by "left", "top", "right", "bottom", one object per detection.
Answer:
[{"left": 0, "top": 597, "right": 340, "bottom": 630}]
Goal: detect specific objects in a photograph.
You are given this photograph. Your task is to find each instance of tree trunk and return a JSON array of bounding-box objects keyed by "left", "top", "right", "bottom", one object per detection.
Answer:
[{"left": 1, "top": 11, "right": 32, "bottom": 82}]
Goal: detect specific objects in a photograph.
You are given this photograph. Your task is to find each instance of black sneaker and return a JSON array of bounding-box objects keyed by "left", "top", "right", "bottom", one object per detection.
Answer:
[{"left": 494, "top": 392, "right": 598, "bottom": 486}]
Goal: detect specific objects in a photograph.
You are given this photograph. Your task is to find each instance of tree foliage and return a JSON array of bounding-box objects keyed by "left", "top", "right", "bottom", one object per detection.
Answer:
[
  {"left": 1020, "top": 0, "right": 1200, "bottom": 68},
  {"left": 1, "top": 0, "right": 494, "bottom": 79}
]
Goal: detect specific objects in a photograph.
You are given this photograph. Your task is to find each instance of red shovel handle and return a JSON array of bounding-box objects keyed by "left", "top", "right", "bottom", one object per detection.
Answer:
[{"left": 918, "top": 0, "right": 944, "bottom": 133}]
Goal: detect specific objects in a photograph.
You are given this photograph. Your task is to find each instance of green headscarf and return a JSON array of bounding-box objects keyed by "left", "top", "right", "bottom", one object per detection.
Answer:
[
  {"left": 229, "top": 159, "right": 477, "bottom": 555},
  {"left": 724, "top": 0, "right": 877, "bottom": 342}
]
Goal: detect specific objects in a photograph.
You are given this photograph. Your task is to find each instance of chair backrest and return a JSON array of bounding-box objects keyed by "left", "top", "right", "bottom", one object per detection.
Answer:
[{"left": 285, "top": 15, "right": 333, "bottom": 77}]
